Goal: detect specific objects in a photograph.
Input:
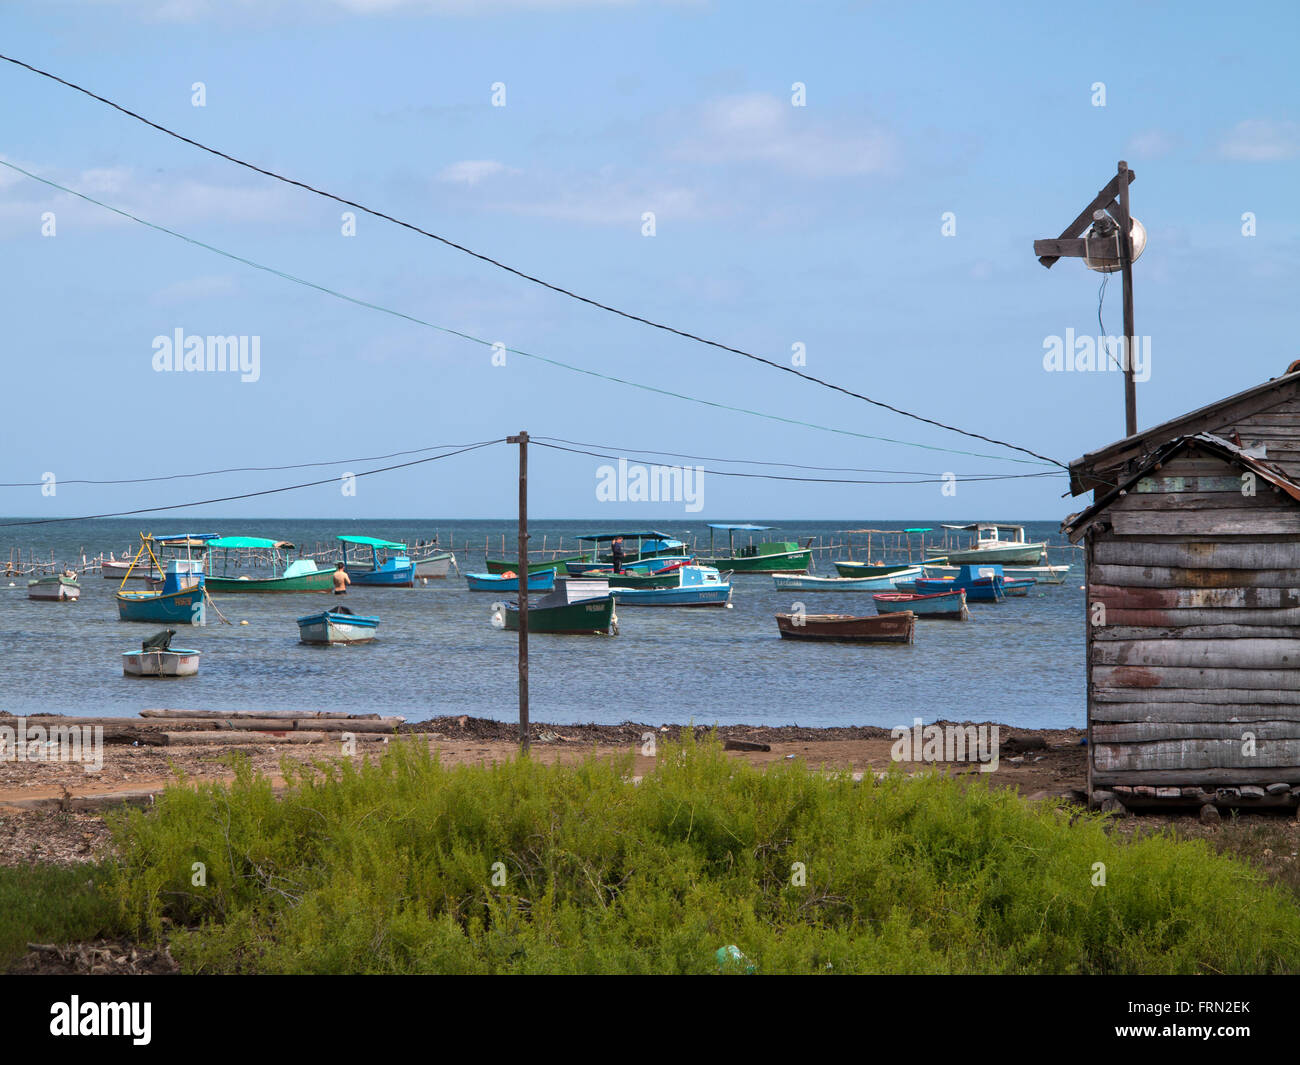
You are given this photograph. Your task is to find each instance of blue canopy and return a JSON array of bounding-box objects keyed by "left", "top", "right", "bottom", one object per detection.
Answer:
[{"left": 707, "top": 524, "right": 772, "bottom": 531}]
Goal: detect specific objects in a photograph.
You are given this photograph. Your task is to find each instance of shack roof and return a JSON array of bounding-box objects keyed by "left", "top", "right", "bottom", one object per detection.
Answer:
[
  {"left": 1068, "top": 361, "right": 1300, "bottom": 496},
  {"left": 1062, "top": 432, "right": 1300, "bottom": 542}
]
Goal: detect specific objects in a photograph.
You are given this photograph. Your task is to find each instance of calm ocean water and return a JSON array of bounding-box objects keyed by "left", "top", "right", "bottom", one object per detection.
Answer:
[{"left": 0, "top": 518, "right": 1084, "bottom": 729}]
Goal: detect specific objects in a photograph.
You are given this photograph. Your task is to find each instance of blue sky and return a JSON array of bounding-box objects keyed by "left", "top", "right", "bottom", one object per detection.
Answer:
[{"left": 1, "top": 0, "right": 1297, "bottom": 522}]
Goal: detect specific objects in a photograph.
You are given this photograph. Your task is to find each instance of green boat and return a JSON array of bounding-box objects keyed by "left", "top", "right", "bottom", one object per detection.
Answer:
[
  {"left": 485, "top": 554, "right": 586, "bottom": 575},
  {"left": 498, "top": 592, "right": 617, "bottom": 635},
  {"left": 697, "top": 524, "right": 811, "bottom": 573},
  {"left": 205, "top": 536, "right": 334, "bottom": 593}
]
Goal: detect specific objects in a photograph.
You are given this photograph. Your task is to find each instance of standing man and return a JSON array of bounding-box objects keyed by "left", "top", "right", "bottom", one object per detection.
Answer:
[
  {"left": 332, "top": 562, "right": 351, "bottom": 595},
  {"left": 610, "top": 536, "right": 625, "bottom": 574}
]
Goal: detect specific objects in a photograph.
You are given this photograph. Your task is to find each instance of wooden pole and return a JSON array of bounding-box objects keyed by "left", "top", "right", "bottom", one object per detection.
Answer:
[
  {"left": 507, "top": 430, "right": 530, "bottom": 753},
  {"left": 1116, "top": 159, "right": 1137, "bottom": 437}
]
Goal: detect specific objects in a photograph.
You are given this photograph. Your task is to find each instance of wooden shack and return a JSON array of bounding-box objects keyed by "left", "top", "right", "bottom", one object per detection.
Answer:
[{"left": 1064, "top": 361, "right": 1300, "bottom": 812}]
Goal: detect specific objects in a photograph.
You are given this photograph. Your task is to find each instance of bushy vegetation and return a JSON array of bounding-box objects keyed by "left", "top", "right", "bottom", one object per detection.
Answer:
[
  {"left": 106, "top": 734, "right": 1300, "bottom": 974},
  {"left": 0, "top": 862, "right": 122, "bottom": 967}
]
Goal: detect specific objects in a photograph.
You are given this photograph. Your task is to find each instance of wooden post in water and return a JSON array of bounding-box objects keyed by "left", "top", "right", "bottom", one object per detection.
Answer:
[{"left": 507, "top": 431, "right": 530, "bottom": 753}]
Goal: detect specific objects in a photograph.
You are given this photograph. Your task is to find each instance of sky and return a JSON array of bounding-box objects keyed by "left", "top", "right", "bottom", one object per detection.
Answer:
[{"left": 1, "top": 0, "right": 1297, "bottom": 523}]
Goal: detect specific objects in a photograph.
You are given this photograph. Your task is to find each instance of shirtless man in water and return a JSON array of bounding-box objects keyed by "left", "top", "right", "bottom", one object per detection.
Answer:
[{"left": 332, "top": 562, "right": 351, "bottom": 594}]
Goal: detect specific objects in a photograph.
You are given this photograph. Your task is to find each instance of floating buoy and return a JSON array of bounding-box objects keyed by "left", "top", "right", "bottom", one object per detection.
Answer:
[
  {"left": 240, "top": 620, "right": 249, "bottom": 626},
  {"left": 421, "top": 577, "right": 428, "bottom": 586}
]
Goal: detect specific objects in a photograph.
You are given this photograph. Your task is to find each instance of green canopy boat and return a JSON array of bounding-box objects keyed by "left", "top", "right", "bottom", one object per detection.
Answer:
[
  {"left": 205, "top": 536, "right": 333, "bottom": 593},
  {"left": 697, "top": 524, "right": 811, "bottom": 573}
]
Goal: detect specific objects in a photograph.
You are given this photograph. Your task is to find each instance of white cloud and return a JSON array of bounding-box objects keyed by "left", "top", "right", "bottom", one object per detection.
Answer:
[
  {"left": 90, "top": 0, "right": 646, "bottom": 19},
  {"left": 1217, "top": 119, "right": 1300, "bottom": 162},
  {"left": 436, "top": 159, "right": 515, "bottom": 186},
  {"left": 674, "top": 93, "right": 899, "bottom": 178},
  {"left": 1125, "top": 129, "right": 1178, "bottom": 159}
]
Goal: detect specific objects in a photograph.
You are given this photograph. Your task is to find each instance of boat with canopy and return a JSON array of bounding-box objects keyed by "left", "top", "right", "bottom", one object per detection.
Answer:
[{"left": 204, "top": 536, "right": 333, "bottom": 593}]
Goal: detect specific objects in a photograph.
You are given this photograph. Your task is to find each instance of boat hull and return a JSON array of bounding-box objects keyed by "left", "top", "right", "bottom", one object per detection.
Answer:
[
  {"left": 347, "top": 560, "right": 416, "bottom": 587},
  {"left": 924, "top": 562, "right": 1068, "bottom": 583},
  {"left": 413, "top": 552, "right": 456, "bottom": 579},
  {"left": 832, "top": 560, "right": 944, "bottom": 578},
  {"left": 775, "top": 611, "right": 915, "bottom": 643},
  {"left": 117, "top": 587, "right": 205, "bottom": 623},
  {"left": 914, "top": 577, "right": 1004, "bottom": 602},
  {"left": 486, "top": 555, "right": 585, "bottom": 575},
  {"left": 941, "top": 543, "right": 1047, "bottom": 565},
  {"left": 466, "top": 570, "right": 556, "bottom": 593},
  {"left": 206, "top": 571, "right": 334, "bottom": 593},
  {"left": 873, "top": 590, "right": 968, "bottom": 620},
  {"left": 102, "top": 560, "right": 160, "bottom": 581},
  {"left": 698, "top": 549, "right": 811, "bottom": 573},
  {"left": 122, "top": 648, "right": 201, "bottom": 677},
  {"left": 773, "top": 569, "right": 920, "bottom": 592},
  {"left": 296, "top": 611, "right": 380, "bottom": 644},
  {"left": 503, "top": 596, "right": 617, "bottom": 635},
  {"left": 27, "top": 576, "right": 81, "bottom": 601}
]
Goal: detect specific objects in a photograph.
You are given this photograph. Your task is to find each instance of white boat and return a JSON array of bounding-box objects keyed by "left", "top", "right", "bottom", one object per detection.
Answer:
[
  {"left": 27, "top": 574, "right": 81, "bottom": 601},
  {"left": 103, "top": 558, "right": 161, "bottom": 581},
  {"left": 772, "top": 569, "right": 921, "bottom": 592},
  {"left": 923, "top": 561, "right": 1070, "bottom": 584},
  {"left": 413, "top": 550, "right": 457, "bottom": 579},
  {"left": 122, "top": 647, "right": 201, "bottom": 677},
  {"left": 296, "top": 608, "right": 380, "bottom": 645},
  {"left": 938, "top": 524, "right": 1048, "bottom": 565}
]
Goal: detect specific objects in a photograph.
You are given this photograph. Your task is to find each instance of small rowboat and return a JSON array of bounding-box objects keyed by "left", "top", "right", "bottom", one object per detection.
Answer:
[
  {"left": 774, "top": 611, "right": 915, "bottom": 643},
  {"left": 833, "top": 559, "right": 945, "bottom": 578},
  {"left": 28, "top": 574, "right": 81, "bottom": 601},
  {"left": 412, "top": 550, "right": 457, "bottom": 579},
  {"left": 465, "top": 569, "right": 556, "bottom": 593},
  {"left": 122, "top": 647, "right": 201, "bottom": 677},
  {"left": 297, "top": 608, "right": 380, "bottom": 645},
  {"left": 873, "top": 589, "right": 968, "bottom": 620},
  {"left": 773, "top": 569, "right": 920, "bottom": 592}
]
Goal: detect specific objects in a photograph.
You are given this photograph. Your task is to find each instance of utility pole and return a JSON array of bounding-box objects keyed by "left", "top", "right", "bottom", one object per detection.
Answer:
[
  {"left": 1033, "top": 160, "right": 1141, "bottom": 437},
  {"left": 506, "top": 430, "right": 530, "bottom": 752}
]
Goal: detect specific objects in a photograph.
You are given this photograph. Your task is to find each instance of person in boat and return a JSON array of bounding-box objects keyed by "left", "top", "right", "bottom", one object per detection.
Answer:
[
  {"left": 610, "top": 537, "right": 625, "bottom": 574},
  {"left": 332, "top": 562, "right": 351, "bottom": 595}
]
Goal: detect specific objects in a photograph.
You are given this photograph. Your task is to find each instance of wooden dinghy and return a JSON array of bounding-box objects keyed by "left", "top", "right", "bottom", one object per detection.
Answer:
[
  {"left": 296, "top": 607, "right": 380, "bottom": 645},
  {"left": 122, "top": 629, "right": 201, "bottom": 677},
  {"left": 28, "top": 574, "right": 81, "bottom": 601},
  {"left": 774, "top": 611, "right": 915, "bottom": 643},
  {"left": 873, "top": 589, "right": 968, "bottom": 620}
]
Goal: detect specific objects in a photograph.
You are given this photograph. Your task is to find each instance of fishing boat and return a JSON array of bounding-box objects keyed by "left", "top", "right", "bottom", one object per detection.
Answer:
[
  {"left": 102, "top": 558, "right": 159, "bottom": 581},
  {"left": 27, "top": 574, "right": 81, "bottom": 601},
  {"left": 117, "top": 560, "right": 206, "bottom": 623},
  {"left": 485, "top": 553, "right": 586, "bottom": 575},
  {"left": 561, "top": 532, "right": 694, "bottom": 576},
  {"left": 412, "top": 547, "right": 457, "bottom": 579},
  {"left": 832, "top": 559, "right": 943, "bottom": 578},
  {"left": 774, "top": 611, "right": 915, "bottom": 643},
  {"left": 608, "top": 564, "right": 732, "bottom": 607},
  {"left": 121, "top": 629, "right": 201, "bottom": 677},
  {"left": 914, "top": 564, "right": 1006, "bottom": 602},
  {"left": 1001, "top": 577, "right": 1037, "bottom": 597},
  {"left": 296, "top": 606, "right": 381, "bottom": 645},
  {"left": 938, "top": 524, "right": 1048, "bottom": 565},
  {"left": 465, "top": 569, "right": 556, "bottom": 593},
  {"left": 494, "top": 577, "right": 618, "bottom": 635},
  {"left": 339, "top": 536, "right": 416, "bottom": 587},
  {"left": 698, "top": 524, "right": 811, "bottom": 573},
  {"left": 873, "top": 589, "right": 969, "bottom": 620},
  {"left": 772, "top": 569, "right": 920, "bottom": 592},
  {"left": 923, "top": 561, "right": 1069, "bottom": 584},
  {"left": 205, "top": 537, "right": 333, "bottom": 593}
]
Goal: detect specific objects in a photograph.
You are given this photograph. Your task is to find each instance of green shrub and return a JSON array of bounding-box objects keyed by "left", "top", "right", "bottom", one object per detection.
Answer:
[{"left": 106, "top": 733, "right": 1300, "bottom": 974}]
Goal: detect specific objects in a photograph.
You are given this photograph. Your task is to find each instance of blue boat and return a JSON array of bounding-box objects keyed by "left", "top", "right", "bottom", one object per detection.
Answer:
[
  {"left": 914, "top": 564, "right": 1006, "bottom": 602},
  {"left": 465, "top": 569, "right": 556, "bottom": 593},
  {"left": 117, "top": 558, "right": 207, "bottom": 624},
  {"left": 569, "top": 531, "right": 693, "bottom": 573},
  {"left": 607, "top": 565, "right": 732, "bottom": 607},
  {"left": 772, "top": 569, "right": 920, "bottom": 592},
  {"left": 873, "top": 589, "right": 969, "bottom": 620},
  {"left": 339, "top": 535, "right": 416, "bottom": 587},
  {"left": 297, "top": 608, "right": 381, "bottom": 645}
]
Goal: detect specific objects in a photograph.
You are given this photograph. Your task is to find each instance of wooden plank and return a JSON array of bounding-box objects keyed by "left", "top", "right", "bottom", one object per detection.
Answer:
[
  {"left": 1094, "top": 722, "right": 1300, "bottom": 742},
  {"left": 1091, "top": 703, "right": 1300, "bottom": 723},
  {"left": 1114, "top": 491, "right": 1290, "bottom": 512},
  {"left": 1092, "top": 539, "right": 1300, "bottom": 569},
  {"left": 1090, "top": 564, "right": 1300, "bottom": 589},
  {"left": 1037, "top": 169, "right": 1133, "bottom": 267},
  {"left": 139, "top": 709, "right": 383, "bottom": 720},
  {"left": 1093, "top": 766, "right": 1300, "bottom": 787},
  {"left": 1093, "top": 624, "right": 1300, "bottom": 641},
  {"left": 1094, "top": 686, "right": 1300, "bottom": 705},
  {"left": 1099, "top": 607, "right": 1300, "bottom": 626},
  {"left": 1090, "top": 585, "right": 1300, "bottom": 610},
  {"left": 1093, "top": 664, "right": 1300, "bottom": 690},
  {"left": 1093, "top": 739, "right": 1300, "bottom": 771},
  {"left": 1132, "top": 476, "right": 1254, "bottom": 493},
  {"left": 1090, "top": 638, "right": 1300, "bottom": 670},
  {"left": 1110, "top": 509, "right": 1300, "bottom": 536}
]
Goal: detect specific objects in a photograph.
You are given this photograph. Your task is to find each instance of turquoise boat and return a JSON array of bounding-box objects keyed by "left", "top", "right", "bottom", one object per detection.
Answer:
[
  {"left": 339, "top": 535, "right": 415, "bottom": 587},
  {"left": 465, "top": 569, "right": 556, "bottom": 593},
  {"left": 608, "top": 565, "right": 731, "bottom": 607},
  {"left": 117, "top": 559, "right": 207, "bottom": 624},
  {"left": 206, "top": 536, "right": 333, "bottom": 593}
]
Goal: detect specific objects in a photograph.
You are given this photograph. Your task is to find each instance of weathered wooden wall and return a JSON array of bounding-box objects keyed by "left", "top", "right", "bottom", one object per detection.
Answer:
[{"left": 1087, "top": 449, "right": 1300, "bottom": 788}]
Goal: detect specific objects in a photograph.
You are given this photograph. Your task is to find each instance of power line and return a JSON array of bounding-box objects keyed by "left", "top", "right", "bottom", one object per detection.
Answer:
[
  {"left": 0, "top": 159, "right": 1054, "bottom": 468},
  {"left": 531, "top": 440, "right": 1062, "bottom": 485},
  {"left": 0, "top": 52, "right": 1066, "bottom": 470},
  {"left": 0, "top": 440, "right": 501, "bottom": 528},
  {"left": 533, "top": 436, "right": 1063, "bottom": 480},
  {"left": 0, "top": 440, "right": 502, "bottom": 488}
]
